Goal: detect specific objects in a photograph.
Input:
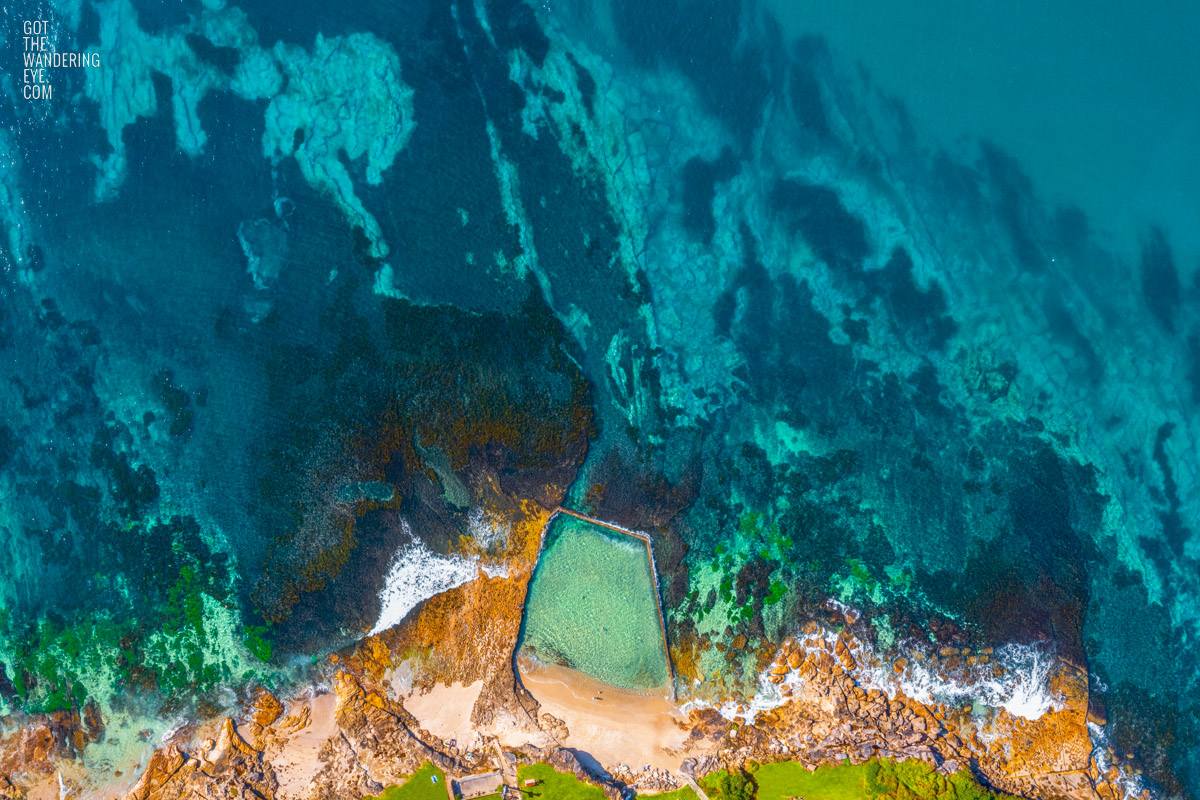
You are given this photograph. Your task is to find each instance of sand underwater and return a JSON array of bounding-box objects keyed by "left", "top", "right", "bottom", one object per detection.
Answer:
[{"left": 0, "top": 0, "right": 1197, "bottom": 798}]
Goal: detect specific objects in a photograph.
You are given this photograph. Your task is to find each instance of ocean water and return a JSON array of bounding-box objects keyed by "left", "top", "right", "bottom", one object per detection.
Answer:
[
  {"left": 518, "top": 515, "right": 670, "bottom": 691},
  {"left": 0, "top": 0, "right": 1197, "bottom": 796},
  {"left": 766, "top": 0, "right": 1200, "bottom": 271}
]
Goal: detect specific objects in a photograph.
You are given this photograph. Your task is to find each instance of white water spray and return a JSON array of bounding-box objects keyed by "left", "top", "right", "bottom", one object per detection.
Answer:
[{"left": 370, "top": 522, "right": 479, "bottom": 635}]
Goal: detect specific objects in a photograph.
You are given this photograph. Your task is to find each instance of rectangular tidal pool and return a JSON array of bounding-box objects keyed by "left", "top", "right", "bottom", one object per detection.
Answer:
[{"left": 517, "top": 514, "right": 670, "bottom": 691}]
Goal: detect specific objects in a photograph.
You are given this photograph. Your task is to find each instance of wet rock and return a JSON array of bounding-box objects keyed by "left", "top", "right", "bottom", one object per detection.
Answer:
[{"left": 248, "top": 687, "right": 285, "bottom": 728}]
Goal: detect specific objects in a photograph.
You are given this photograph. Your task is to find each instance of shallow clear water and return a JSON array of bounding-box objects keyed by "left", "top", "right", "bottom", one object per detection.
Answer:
[{"left": 519, "top": 516, "right": 669, "bottom": 691}]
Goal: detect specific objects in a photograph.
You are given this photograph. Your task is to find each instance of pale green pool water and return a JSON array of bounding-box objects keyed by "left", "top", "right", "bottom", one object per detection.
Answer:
[{"left": 518, "top": 515, "right": 670, "bottom": 690}]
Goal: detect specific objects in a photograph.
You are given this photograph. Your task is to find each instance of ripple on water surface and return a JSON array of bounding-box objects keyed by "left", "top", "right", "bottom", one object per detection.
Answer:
[{"left": 519, "top": 515, "right": 669, "bottom": 691}]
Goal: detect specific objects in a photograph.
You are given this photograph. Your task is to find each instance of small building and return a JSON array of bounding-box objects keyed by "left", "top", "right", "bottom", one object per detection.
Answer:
[
  {"left": 523, "top": 778, "right": 538, "bottom": 788},
  {"left": 454, "top": 771, "right": 502, "bottom": 800}
]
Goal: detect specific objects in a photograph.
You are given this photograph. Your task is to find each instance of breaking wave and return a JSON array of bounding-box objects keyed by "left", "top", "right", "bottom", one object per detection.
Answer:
[
  {"left": 467, "top": 506, "right": 508, "bottom": 551},
  {"left": 694, "top": 604, "right": 1061, "bottom": 725},
  {"left": 370, "top": 524, "right": 480, "bottom": 635},
  {"left": 1089, "top": 721, "right": 1148, "bottom": 800},
  {"left": 857, "top": 641, "right": 1059, "bottom": 720}
]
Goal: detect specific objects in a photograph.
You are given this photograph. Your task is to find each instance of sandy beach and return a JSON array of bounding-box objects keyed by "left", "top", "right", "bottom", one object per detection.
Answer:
[
  {"left": 515, "top": 657, "right": 705, "bottom": 772},
  {"left": 404, "top": 680, "right": 484, "bottom": 748},
  {"left": 268, "top": 690, "right": 340, "bottom": 799}
]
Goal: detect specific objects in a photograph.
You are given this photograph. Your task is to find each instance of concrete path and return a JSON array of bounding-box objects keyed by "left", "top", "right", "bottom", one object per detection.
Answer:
[
  {"left": 678, "top": 772, "right": 711, "bottom": 800},
  {"left": 492, "top": 740, "right": 517, "bottom": 785}
]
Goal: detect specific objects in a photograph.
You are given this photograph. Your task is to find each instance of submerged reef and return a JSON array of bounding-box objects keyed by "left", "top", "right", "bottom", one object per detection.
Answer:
[
  {"left": 260, "top": 32, "right": 415, "bottom": 258},
  {"left": 81, "top": 0, "right": 414, "bottom": 256},
  {"left": 0, "top": 0, "right": 1196, "bottom": 798}
]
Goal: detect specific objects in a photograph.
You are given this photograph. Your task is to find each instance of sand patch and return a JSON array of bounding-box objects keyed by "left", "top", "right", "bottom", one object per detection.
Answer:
[
  {"left": 268, "top": 690, "right": 340, "bottom": 799},
  {"left": 62, "top": 751, "right": 148, "bottom": 800},
  {"left": 24, "top": 776, "right": 58, "bottom": 800},
  {"left": 516, "top": 657, "right": 703, "bottom": 772},
  {"left": 404, "top": 681, "right": 483, "bottom": 747}
]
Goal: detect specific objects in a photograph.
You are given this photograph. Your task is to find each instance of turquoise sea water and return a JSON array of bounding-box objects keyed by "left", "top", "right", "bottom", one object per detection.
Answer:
[
  {"left": 519, "top": 516, "right": 670, "bottom": 691},
  {"left": 765, "top": 0, "right": 1200, "bottom": 271}
]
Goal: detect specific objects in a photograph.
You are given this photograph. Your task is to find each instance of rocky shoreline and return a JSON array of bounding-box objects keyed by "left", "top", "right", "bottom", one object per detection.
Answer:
[
  {"left": 103, "top": 636, "right": 1138, "bottom": 800},
  {"left": 0, "top": 497, "right": 1145, "bottom": 800}
]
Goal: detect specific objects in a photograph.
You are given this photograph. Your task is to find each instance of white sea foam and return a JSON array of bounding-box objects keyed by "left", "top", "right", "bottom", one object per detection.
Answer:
[
  {"left": 990, "top": 644, "right": 1059, "bottom": 718},
  {"left": 679, "top": 625, "right": 832, "bottom": 724},
  {"left": 1089, "top": 722, "right": 1147, "bottom": 800},
  {"left": 679, "top": 666, "right": 801, "bottom": 726},
  {"left": 467, "top": 506, "right": 508, "bottom": 550},
  {"left": 723, "top": 672, "right": 794, "bottom": 724},
  {"left": 481, "top": 561, "right": 510, "bottom": 579},
  {"left": 158, "top": 716, "right": 191, "bottom": 746},
  {"left": 370, "top": 524, "right": 480, "bottom": 635},
  {"left": 857, "top": 641, "right": 1059, "bottom": 720},
  {"left": 701, "top": 601, "right": 1061, "bottom": 726}
]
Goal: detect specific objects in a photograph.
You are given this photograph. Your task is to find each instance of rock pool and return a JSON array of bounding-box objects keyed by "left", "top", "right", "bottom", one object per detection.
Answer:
[{"left": 519, "top": 514, "right": 670, "bottom": 691}]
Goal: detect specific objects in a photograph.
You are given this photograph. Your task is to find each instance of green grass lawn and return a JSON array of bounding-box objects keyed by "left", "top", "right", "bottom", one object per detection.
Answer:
[
  {"left": 368, "top": 762, "right": 449, "bottom": 800},
  {"left": 699, "top": 758, "right": 1017, "bottom": 800},
  {"left": 748, "top": 761, "right": 865, "bottom": 800},
  {"left": 517, "top": 763, "right": 608, "bottom": 800},
  {"left": 483, "top": 758, "right": 1008, "bottom": 800},
  {"left": 640, "top": 786, "right": 701, "bottom": 800}
]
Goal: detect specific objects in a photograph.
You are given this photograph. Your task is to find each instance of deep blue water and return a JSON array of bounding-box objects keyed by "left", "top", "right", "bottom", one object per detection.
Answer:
[{"left": 0, "top": 0, "right": 1197, "bottom": 796}]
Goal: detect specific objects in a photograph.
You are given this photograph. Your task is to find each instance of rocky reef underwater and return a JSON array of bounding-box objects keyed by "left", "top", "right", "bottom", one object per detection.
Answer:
[{"left": 0, "top": 0, "right": 1197, "bottom": 798}]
